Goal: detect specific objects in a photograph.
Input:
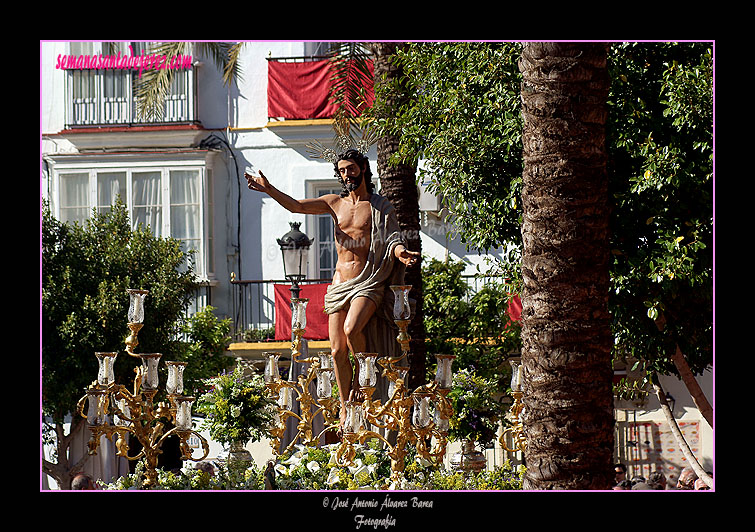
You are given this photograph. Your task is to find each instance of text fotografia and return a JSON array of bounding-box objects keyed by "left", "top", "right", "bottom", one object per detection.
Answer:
[
  {"left": 325, "top": 494, "right": 434, "bottom": 529},
  {"left": 55, "top": 46, "right": 192, "bottom": 78}
]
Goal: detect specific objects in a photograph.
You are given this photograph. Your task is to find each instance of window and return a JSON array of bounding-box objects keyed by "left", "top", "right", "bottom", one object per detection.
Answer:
[
  {"left": 170, "top": 169, "right": 201, "bottom": 268},
  {"left": 53, "top": 165, "right": 212, "bottom": 278},
  {"left": 132, "top": 171, "right": 163, "bottom": 236},
  {"left": 59, "top": 172, "right": 89, "bottom": 224},
  {"left": 97, "top": 172, "right": 126, "bottom": 214},
  {"left": 312, "top": 184, "right": 341, "bottom": 280},
  {"left": 64, "top": 41, "right": 195, "bottom": 127}
]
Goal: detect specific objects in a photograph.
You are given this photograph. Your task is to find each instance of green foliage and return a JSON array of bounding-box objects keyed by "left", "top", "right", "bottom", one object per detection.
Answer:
[
  {"left": 100, "top": 458, "right": 266, "bottom": 490},
  {"left": 379, "top": 42, "right": 712, "bottom": 379},
  {"left": 606, "top": 43, "right": 713, "bottom": 375},
  {"left": 195, "top": 365, "right": 277, "bottom": 445},
  {"left": 422, "top": 258, "right": 470, "bottom": 343},
  {"left": 274, "top": 441, "right": 393, "bottom": 490},
  {"left": 42, "top": 201, "right": 199, "bottom": 423},
  {"left": 422, "top": 257, "right": 520, "bottom": 388},
  {"left": 243, "top": 326, "right": 275, "bottom": 342},
  {"left": 369, "top": 42, "right": 524, "bottom": 253},
  {"left": 176, "top": 306, "right": 235, "bottom": 394},
  {"left": 100, "top": 443, "right": 525, "bottom": 490},
  {"left": 424, "top": 463, "right": 525, "bottom": 491},
  {"left": 422, "top": 258, "right": 518, "bottom": 445},
  {"left": 447, "top": 369, "right": 505, "bottom": 446}
]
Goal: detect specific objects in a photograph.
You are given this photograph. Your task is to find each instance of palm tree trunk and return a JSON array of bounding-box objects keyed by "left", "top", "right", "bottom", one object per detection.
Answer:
[
  {"left": 368, "top": 42, "right": 426, "bottom": 389},
  {"left": 519, "top": 42, "right": 614, "bottom": 490}
]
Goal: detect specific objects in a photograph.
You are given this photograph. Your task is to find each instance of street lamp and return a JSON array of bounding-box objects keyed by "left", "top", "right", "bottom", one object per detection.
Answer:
[{"left": 276, "top": 222, "right": 313, "bottom": 300}]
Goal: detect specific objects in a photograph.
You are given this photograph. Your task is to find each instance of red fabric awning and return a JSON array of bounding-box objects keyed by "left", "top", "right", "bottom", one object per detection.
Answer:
[
  {"left": 274, "top": 283, "right": 331, "bottom": 340},
  {"left": 267, "top": 59, "right": 374, "bottom": 120}
]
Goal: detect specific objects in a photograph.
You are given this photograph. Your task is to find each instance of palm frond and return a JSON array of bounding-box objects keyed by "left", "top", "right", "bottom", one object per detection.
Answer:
[
  {"left": 134, "top": 41, "right": 245, "bottom": 122},
  {"left": 326, "top": 43, "right": 374, "bottom": 153},
  {"left": 193, "top": 42, "right": 245, "bottom": 86},
  {"left": 327, "top": 43, "right": 373, "bottom": 120},
  {"left": 133, "top": 42, "right": 188, "bottom": 122},
  {"left": 223, "top": 42, "right": 245, "bottom": 86}
]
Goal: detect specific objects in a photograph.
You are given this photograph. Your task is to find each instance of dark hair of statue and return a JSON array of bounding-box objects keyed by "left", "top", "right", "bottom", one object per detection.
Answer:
[{"left": 333, "top": 149, "right": 374, "bottom": 197}]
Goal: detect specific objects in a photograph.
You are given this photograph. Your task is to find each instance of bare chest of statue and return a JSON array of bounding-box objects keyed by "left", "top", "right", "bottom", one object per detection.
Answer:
[{"left": 332, "top": 198, "right": 372, "bottom": 283}]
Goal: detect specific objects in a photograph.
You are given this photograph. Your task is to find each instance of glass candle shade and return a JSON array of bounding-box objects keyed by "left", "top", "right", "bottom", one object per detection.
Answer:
[
  {"left": 316, "top": 369, "right": 333, "bottom": 399},
  {"left": 318, "top": 351, "right": 334, "bottom": 370},
  {"left": 291, "top": 297, "right": 308, "bottom": 331},
  {"left": 166, "top": 361, "right": 187, "bottom": 395},
  {"left": 388, "top": 367, "right": 409, "bottom": 398},
  {"left": 264, "top": 352, "right": 281, "bottom": 384},
  {"left": 114, "top": 397, "right": 131, "bottom": 427},
  {"left": 412, "top": 393, "right": 432, "bottom": 429},
  {"left": 355, "top": 353, "right": 379, "bottom": 388},
  {"left": 174, "top": 396, "right": 194, "bottom": 430},
  {"left": 344, "top": 401, "right": 365, "bottom": 434},
  {"left": 139, "top": 353, "right": 162, "bottom": 391},
  {"left": 127, "top": 289, "right": 148, "bottom": 324},
  {"left": 95, "top": 352, "right": 118, "bottom": 386},
  {"left": 278, "top": 386, "right": 293, "bottom": 410},
  {"left": 434, "top": 354, "right": 455, "bottom": 389},
  {"left": 509, "top": 357, "right": 522, "bottom": 393},
  {"left": 86, "top": 389, "right": 107, "bottom": 426},
  {"left": 390, "top": 285, "right": 412, "bottom": 320},
  {"left": 433, "top": 406, "right": 450, "bottom": 433}
]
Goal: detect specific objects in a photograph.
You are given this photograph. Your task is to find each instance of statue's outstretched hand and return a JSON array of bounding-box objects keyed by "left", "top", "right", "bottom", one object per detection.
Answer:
[
  {"left": 397, "top": 247, "right": 421, "bottom": 267},
  {"left": 245, "top": 170, "right": 271, "bottom": 194}
]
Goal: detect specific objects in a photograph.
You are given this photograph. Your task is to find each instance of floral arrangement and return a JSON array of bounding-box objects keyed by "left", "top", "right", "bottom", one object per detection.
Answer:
[
  {"left": 274, "top": 441, "right": 393, "bottom": 490},
  {"left": 272, "top": 442, "right": 524, "bottom": 490},
  {"left": 99, "top": 444, "right": 525, "bottom": 490},
  {"left": 447, "top": 368, "right": 504, "bottom": 447},
  {"left": 195, "top": 365, "right": 277, "bottom": 446}
]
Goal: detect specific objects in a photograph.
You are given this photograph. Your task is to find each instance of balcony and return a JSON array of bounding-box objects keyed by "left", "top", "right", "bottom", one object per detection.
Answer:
[
  {"left": 230, "top": 277, "right": 332, "bottom": 343},
  {"left": 64, "top": 67, "right": 197, "bottom": 128},
  {"left": 228, "top": 274, "right": 516, "bottom": 352}
]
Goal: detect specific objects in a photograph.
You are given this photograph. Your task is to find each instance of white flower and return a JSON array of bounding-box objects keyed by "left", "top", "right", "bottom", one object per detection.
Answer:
[
  {"left": 326, "top": 468, "right": 341, "bottom": 486},
  {"left": 306, "top": 461, "right": 321, "bottom": 474},
  {"left": 282, "top": 448, "right": 305, "bottom": 467},
  {"left": 231, "top": 405, "right": 241, "bottom": 418},
  {"left": 347, "top": 458, "right": 364, "bottom": 475},
  {"left": 274, "top": 463, "right": 289, "bottom": 476},
  {"left": 415, "top": 455, "right": 432, "bottom": 468}
]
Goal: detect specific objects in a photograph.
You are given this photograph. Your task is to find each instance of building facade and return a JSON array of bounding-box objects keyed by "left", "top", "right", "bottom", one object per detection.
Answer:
[
  {"left": 40, "top": 41, "right": 712, "bottom": 488},
  {"left": 41, "top": 41, "right": 503, "bottom": 330}
]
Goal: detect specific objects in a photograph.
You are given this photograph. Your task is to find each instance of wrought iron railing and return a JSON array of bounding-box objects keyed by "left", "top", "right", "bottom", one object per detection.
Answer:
[
  {"left": 229, "top": 274, "right": 508, "bottom": 343},
  {"left": 64, "top": 67, "right": 197, "bottom": 128},
  {"left": 230, "top": 277, "right": 332, "bottom": 342}
]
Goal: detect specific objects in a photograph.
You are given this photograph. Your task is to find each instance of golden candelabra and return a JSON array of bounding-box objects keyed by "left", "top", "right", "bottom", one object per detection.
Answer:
[
  {"left": 499, "top": 357, "right": 526, "bottom": 453},
  {"left": 332, "top": 285, "right": 455, "bottom": 481},
  {"left": 263, "top": 297, "right": 341, "bottom": 456},
  {"left": 77, "top": 289, "right": 210, "bottom": 488}
]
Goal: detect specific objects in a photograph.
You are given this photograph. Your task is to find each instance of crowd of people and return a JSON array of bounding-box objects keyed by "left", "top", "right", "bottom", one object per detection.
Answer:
[{"left": 613, "top": 462, "right": 711, "bottom": 490}]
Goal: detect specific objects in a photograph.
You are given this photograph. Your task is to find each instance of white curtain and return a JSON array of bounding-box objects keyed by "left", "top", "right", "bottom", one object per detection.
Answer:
[
  {"left": 97, "top": 172, "right": 126, "bottom": 212},
  {"left": 169, "top": 170, "right": 199, "bottom": 238},
  {"left": 60, "top": 173, "right": 89, "bottom": 224},
  {"left": 132, "top": 171, "right": 162, "bottom": 236},
  {"left": 170, "top": 170, "right": 200, "bottom": 263}
]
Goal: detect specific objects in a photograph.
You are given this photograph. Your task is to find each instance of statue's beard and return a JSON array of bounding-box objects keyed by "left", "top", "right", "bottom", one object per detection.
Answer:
[{"left": 341, "top": 173, "right": 363, "bottom": 192}]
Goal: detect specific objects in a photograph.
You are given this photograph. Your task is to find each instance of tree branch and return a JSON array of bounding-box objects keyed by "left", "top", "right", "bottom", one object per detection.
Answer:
[
  {"left": 655, "top": 314, "right": 713, "bottom": 428},
  {"left": 652, "top": 374, "right": 712, "bottom": 489}
]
